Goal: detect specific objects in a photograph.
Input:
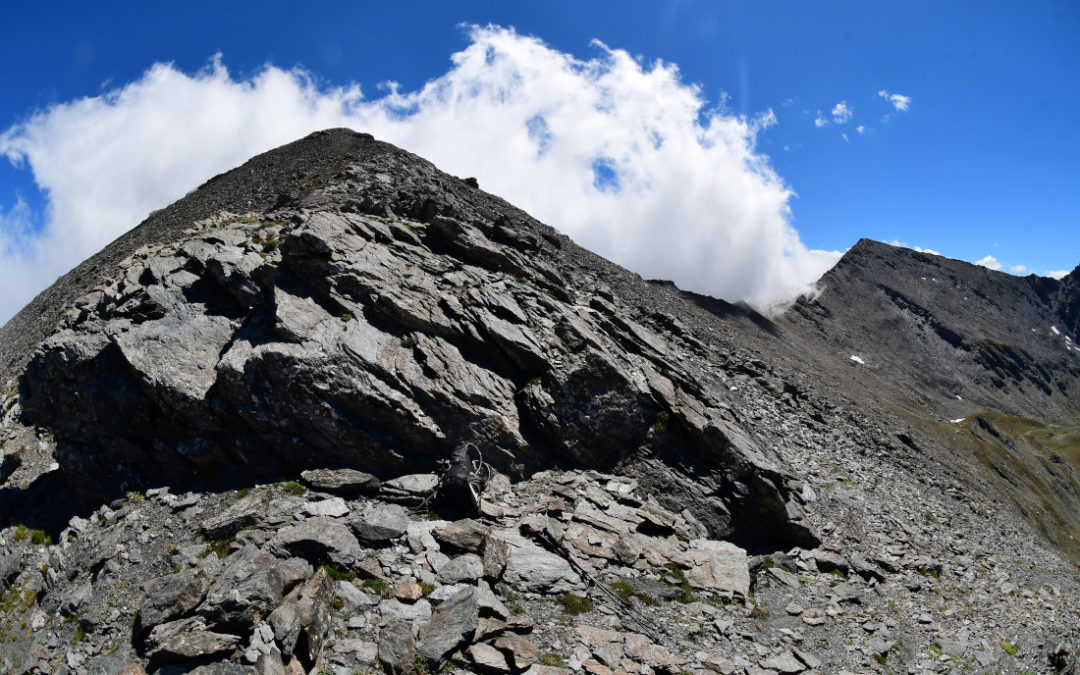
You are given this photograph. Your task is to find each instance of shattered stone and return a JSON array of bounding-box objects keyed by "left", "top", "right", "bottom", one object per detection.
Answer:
[
  {"left": 378, "top": 621, "right": 416, "bottom": 675},
  {"left": 417, "top": 587, "right": 479, "bottom": 664}
]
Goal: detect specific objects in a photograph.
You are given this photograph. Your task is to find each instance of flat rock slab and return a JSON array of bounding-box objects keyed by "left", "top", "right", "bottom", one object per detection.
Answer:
[
  {"left": 352, "top": 503, "right": 410, "bottom": 543},
  {"left": 268, "top": 516, "right": 363, "bottom": 567},
  {"left": 435, "top": 553, "right": 484, "bottom": 584},
  {"left": 417, "top": 587, "right": 479, "bottom": 664},
  {"left": 685, "top": 539, "right": 750, "bottom": 599},
  {"left": 201, "top": 492, "right": 266, "bottom": 540},
  {"left": 382, "top": 474, "right": 439, "bottom": 500},
  {"left": 302, "top": 497, "right": 350, "bottom": 518},
  {"left": 301, "top": 468, "right": 381, "bottom": 495},
  {"left": 494, "top": 528, "right": 583, "bottom": 594},
  {"left": 433, "top": 518, "right": 490, "bottom": 553}
]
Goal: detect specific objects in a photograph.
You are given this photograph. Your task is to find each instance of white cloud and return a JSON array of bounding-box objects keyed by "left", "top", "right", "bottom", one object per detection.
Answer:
[
  {"left": 877, "top": 89, "right": 911, "bottom": 111},
  {"left": 856, "top": 125, "right": 865, "bottom": 134},
  {"left": 1009, "top": 264, "right": 1027, "bottom": 274},
  {"left": 975, "top": 255, "right": 1003, "bottom": 271},
  {"left": 1046, "top": 270, "right": 1070, "bottom": 280},
  {"left": 841, "top": 133, "right": 849, "bottom": 142},
  {"left": 0, "top": 27, "right": 841, "bottom": 324},
  {"left": 888, "top": 240, "right": 941, "bottom": 256},
  {"left": 814, "top": 115, "right": 828, "bottom": 128},
  {"left": 831, "top": 101, "right": 853, "bottom": 124}
]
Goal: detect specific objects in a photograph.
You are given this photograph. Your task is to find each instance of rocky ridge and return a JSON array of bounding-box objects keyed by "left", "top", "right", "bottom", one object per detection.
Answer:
[{"left": 0, "top": 129, "right": 1078, "bottom": 673}]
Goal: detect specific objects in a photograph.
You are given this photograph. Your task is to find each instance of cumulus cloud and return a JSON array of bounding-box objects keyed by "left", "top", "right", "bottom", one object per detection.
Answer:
[
  {"left": 0, "top": 26, "right": 840, "bottom": 323},
  {"left": 813, "top": 115, "right": 828, "bottom": 128},
  {"left": 856, "top": 125, "right": 865, "bottom": 134},
  {"left": 1009, "top": 264, "right": 1027, "bottom": 274},
  {"left": 1046, "top": 270, "right": 1070, "bottom": 280},
  {"left": 877, "top": 89, "right": 911, "bottom": 111},
  {"left": 975, "top": 255, "right": 1003, "bottom": 271},
  {"left": 831, "top": 101, "right": 853, "bottom": 123}
]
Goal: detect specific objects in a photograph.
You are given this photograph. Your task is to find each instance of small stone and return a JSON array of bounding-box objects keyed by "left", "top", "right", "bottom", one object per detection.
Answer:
[
  {"left": 801, "top": 608, "right": 827, "bottom": 625},
  {"left": 868, "top": 637, "right": 894, "bottom": 657},
  {"left": 378, "top": 621, "right": 416, "bottom": 675},
  {"left": 436, "top": 553, "right": 484, "bottom": 584},
  {"left": 351, "top": 503, "right": 410, "bottom": 543},
  {"left": 395, "top": 583, "right": 424, "bottom": 602},
  {"left": 763, "top": 650, "right": 806, "bottom": 673},
  {"left": 335, "top": 581, "right": 380, "bottom": 612},
  {"left": 433, "top": 518, "right": 490, "bottom": 554},
  {"left": 417, "top": 587, "right": 479, "bottom": 664},
  {"left": 482, "top": 535, "right": 511, "bottom": 580},
  {"left": 301, "top": 496, "right": 350, "bottom": 518},
  {"left": 792, "top": 648, "right": 821, "bottom": 670},
  {"left": 469, "top": 643, "right": 511, "bottom": 673},
  {"left": 200, "top": 492, "right": 265, "bottom": 540},
  {"left": 493, "top": 634, "right": 539, "bottom": 670},
  {"left": 815, "top": 551, "right": 850, "bottom": 575},
  {"left": 301, "top": 468, "right": 380, "bottom": 495},
  {"left": 382, "top": 474, "right": 440, "bottom": 497},
  {"left": 705, "top": 655, "right": 737, "bottom": 674},
  {"left": 380, "top": 599, "right": 433, "bottom": 623},
  {"left": 784, "top": 601, "right": 804, "bottom": 615}
]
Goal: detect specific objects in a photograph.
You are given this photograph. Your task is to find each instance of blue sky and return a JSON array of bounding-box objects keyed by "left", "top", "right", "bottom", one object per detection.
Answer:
[{"left": 1, "top": 1, "right": 1078, "bottom": 322}]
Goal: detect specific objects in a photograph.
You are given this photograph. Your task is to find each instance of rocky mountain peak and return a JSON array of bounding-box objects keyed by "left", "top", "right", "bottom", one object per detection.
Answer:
[
  {"left": 1, "top": 131, "right": 1078, "bottom": 674},
  {"left": 789, "top": 238, "right": 1080, "bottom": 419}
]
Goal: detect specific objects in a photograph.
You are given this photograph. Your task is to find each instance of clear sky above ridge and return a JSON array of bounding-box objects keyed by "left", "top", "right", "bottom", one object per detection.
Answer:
[{"left": 1, "top": 1, "right": 1077, "bottom": 324}]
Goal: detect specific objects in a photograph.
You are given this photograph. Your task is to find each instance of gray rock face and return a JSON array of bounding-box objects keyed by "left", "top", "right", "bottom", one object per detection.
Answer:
[
  {"left": 495, "top": 528, "right": 583, "bottom": 594},
  {"left": 12, "top": 138, "right": 815, "bottom": 549},
  {"left": 145, "top": 616, "right": 241, "bottom": 663},
  {"left": 351, "top": 503, "right": 410, "bottom": 544},
  {"left": 417, "top": 586, "right": 479, "bottom": 664},
  {"left": 134, "top": 567, "right": 212, "bottom": 638},
  {"left": 201, "top": 492, "right": 266, "bottom": 540},
  {"left": 197, "top": 546, "right": 310, "bottom": 631},
  {"left": 378, "top": 621, "right": 416, "bottom": 675},
  {"left": 269, "top": 517, "right": 363, "bottom": 567},
  {"left": 3, "top": 129, "right": 1078, "bottom": 675},
  {"left": 266, "top": 568, "right": 333, "bottom": 670},
  {"left": 433, "top": 518, "right": 490, "bottom": 554}
]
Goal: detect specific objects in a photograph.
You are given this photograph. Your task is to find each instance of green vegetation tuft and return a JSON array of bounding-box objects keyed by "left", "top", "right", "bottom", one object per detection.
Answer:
[
  {"left": 558, "top": 593, "right": 594, "bottom": 616},
  {"left": 12, "top": 524, "right": 51, "bottom": 546},
  {"left": 653, "top": 410, "right": 671, "bottom": 433},
  {"left": 321, "top": 564, "right": 357, "bottom": 582},
  {"left": 540, "top": 653, "right": 567, "bottom": 667},
  {"left": 73, "top": 620, "right": 95, "bottom": 642},
  {"left": 660, "top": 563, "right": 698, "bottom": 603},
  {"left": 1000, "top": 641, "right": 1019, "bottom": 656},
  {"left": 609, "top": 581, "right": 634, "bottom": 602},
  {"left": 362, "top": 578, "right": 393, "bottom": 599},
  {"left": 283, "top": 481, "right": 307, "bottom": 496}
]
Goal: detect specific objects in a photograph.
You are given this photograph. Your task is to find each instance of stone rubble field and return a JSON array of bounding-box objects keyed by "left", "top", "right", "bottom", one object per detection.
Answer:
[{"left": 2, "top": 460, "right": 1077, "bottom": 674}]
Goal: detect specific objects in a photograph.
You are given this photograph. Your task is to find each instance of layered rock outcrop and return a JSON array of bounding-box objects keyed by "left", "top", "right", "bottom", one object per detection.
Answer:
[{"left": 15, "top": 130, "right": 813, "bottom": 549}]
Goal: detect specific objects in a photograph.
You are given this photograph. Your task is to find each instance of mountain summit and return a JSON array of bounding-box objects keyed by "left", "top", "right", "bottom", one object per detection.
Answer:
[{"left": 1, "top": 130, "right": 1077, "bottom": 674}]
